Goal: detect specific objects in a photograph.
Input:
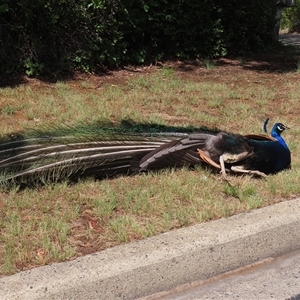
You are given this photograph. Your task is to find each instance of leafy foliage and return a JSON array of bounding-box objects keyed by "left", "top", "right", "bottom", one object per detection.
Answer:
[
  {"left": 281, "top": 1, "right": 300, "bottom": 32},
  {"left": 0, "top": 0, "right": 276, "bottom": 76}
]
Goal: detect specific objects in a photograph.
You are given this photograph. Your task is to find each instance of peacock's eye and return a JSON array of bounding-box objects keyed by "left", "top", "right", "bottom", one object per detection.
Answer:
[{"left": 277, "top": 124, "right": 284, "bottom": 131}]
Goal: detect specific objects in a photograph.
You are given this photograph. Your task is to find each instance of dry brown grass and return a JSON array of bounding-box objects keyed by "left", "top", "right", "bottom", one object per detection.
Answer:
[{"left": 1, "top": 46, "right": 300, "bottom": 276}]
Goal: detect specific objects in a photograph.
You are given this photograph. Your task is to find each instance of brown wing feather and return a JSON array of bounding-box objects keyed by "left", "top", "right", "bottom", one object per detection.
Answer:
[
  {"left": 197, "top": 149, "right": 221, "bottom": 169},
  {"left": 243, "top": 134, "right": 277, "bottom": 141}
]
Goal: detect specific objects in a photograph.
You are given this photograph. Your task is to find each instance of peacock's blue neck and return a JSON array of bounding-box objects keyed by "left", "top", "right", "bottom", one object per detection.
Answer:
[{"left": 271, "top": 129, "right": 289, "bottom": 149}]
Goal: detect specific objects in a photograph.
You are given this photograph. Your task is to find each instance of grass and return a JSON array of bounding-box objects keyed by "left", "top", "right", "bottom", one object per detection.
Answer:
[
  {"left": 203, "top": 58, "right": 216, "bottom": 70},
  {"left": 1, "top": 105, "right": 15, "bottom": 115},
  {"left": 1, "top": 49, "right": 300, "bottom": 276}
]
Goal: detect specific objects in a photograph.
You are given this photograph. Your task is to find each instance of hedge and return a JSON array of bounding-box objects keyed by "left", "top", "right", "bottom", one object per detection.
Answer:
[{"left": 0, "top": 0, "right": 276, "bottom": 76}]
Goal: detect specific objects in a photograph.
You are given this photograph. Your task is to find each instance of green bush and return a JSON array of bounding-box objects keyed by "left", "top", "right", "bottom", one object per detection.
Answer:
[
  {"left": 0, "top": 0, "right": 276, "bottom": 76},
  {"left": 281, "top": 1, "right": 300, "bottom": 32}
]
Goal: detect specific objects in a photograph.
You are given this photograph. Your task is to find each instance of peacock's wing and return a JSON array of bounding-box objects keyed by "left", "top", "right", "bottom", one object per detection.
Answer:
[
  {"left": 192, "top": 132, "right": 255, "bottom": 173},
  {"left": 139, "top": 131, "right": 258, "bottom": 172},
  {"left": 139, "top": 133, "right": 216, "bottom": 170}
]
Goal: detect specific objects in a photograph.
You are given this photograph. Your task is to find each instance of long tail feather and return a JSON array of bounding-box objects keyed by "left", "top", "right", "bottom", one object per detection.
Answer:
[
  {"left": 0, "top": 140, "right": 169, "bottom": 186},
  {"left": 0, "top": 121, "right": 216, "bottom": 187}
]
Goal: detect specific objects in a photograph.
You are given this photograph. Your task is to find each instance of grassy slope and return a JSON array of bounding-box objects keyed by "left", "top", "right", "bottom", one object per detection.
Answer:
[{"left": 1, "top": 46, "right": 300, "bottom": 275}]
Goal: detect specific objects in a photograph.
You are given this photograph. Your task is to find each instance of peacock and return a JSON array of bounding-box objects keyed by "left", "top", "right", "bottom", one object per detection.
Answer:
[{"left": 0, "top": 119, "right": 291, "bottom": 188}]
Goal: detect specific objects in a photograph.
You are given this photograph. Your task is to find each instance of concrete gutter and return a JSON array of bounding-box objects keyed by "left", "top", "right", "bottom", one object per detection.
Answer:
[{"left": 1, "top": 198, "right": 300, "bottom": 300}]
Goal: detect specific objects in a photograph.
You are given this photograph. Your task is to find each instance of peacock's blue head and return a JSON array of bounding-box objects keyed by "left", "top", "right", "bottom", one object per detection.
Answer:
[
  {"left": 270, "top": 122, "right": 290, "bottom": 150},
  {"left": 271, "top": 123, "right": 289, "bottom": 137}
]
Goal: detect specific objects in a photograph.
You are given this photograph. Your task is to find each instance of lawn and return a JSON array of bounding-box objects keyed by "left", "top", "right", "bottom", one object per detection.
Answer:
[{"left": 1, "top": 45, "right": 300, "bottom": 276}]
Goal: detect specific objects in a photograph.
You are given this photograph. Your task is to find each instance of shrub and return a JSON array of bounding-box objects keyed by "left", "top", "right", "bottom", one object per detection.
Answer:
[
  {"left": 281, "top": 1, "right": 300, "bottom": 32},
  {"left": 0, "top": 0, "right": 277, "bottom": 76}
]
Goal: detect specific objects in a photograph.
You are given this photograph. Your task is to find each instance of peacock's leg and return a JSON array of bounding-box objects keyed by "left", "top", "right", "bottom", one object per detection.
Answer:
[
  {"left": 218, "top": 155, "right": 238, "bottom": 186},
  {"left": 219, "top": 155, "right": 227, "bottom": 178},
  {"left": 230, "top": 166, "right": 268, "bottom": 178}
]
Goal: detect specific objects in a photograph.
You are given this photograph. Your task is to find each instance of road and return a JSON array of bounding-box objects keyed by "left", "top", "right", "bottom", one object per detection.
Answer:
[
  {"left": 144, "top": 250, "right": 300, "bottom": 300},
  {"left": 279, "top": 33, "right": 300, "bottom": 46}
]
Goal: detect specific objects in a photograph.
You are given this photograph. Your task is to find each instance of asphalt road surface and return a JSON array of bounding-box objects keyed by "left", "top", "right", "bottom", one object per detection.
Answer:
[
  {"left": 279, "top": 33, "right": 300, "bottom": 46},
  {"left": 145, "top": 250, "right": 300, "bottom": 300}
]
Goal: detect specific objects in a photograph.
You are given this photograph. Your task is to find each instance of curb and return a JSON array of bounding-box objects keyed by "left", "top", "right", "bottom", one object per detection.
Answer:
[{"left": 1, "top": 198, "right": 300, "bottom": 300}]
